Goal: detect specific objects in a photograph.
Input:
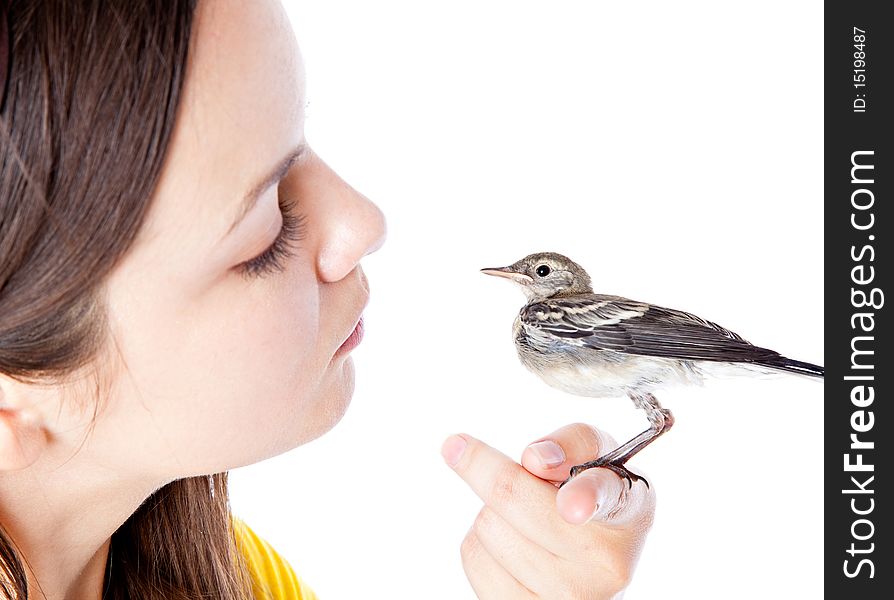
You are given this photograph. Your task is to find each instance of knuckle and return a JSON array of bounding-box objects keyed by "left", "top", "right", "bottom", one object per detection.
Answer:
[
  {"left": 577, "top": 422, "right": 603, "bottom": 449},
  {"left": 566, "top": 422, "right": 615, "bottom": 456},
  {"left": 569, "top": 537, "right": 634, "bottom": 597},
  {"left": 560, "top": 578, "right": 600, "bottom": 600},
  {"left": 460, "top": 530, "right": 482, "bottom": 564},
  {"left": 552, "top": 578, "right": 580, "bottom": 599},
  {"left": 603, "top": 560, "right": 633, "bottom": 593},
  {"left": 486, "top": 461, "right": 520, "bottom": 506},
  {"left": 591, "top": 552, "right": 633, "bottom": 596},
  {"left": 471, "top": 506, "right": 497, "bottom": 539},
  {"left": 564, "top": 565, "right": 629, "bottom": 600}
]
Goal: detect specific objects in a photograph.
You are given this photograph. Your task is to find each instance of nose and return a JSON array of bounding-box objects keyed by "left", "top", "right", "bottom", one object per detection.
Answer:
[{"left": 309, "top": 154, "right": 387, "bottom": 282}]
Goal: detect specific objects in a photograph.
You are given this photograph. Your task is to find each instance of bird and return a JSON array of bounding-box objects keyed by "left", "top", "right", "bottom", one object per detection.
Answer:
[{"left": 481, "top": 251, "right": 823, "bottom": 488}]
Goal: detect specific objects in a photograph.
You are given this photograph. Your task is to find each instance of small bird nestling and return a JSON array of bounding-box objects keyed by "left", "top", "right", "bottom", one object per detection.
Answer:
[{"left": 482, "top": 251, "right": 824, "bottom": 488}]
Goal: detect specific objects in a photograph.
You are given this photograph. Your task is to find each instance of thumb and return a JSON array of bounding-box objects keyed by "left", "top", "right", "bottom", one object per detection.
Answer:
[{"left": 557, "top": 466, "right": 656, "bottom": 529}]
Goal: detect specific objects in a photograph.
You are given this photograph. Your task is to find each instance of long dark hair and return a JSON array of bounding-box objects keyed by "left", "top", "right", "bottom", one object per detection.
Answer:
[{"left": 0, "top": 1, "right": 253, "bottom": 597}]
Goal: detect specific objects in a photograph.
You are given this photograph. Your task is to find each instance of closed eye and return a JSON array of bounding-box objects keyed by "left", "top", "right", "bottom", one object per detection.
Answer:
[{"left": 236, "top": 196, "right": 307, "bottom": 278}]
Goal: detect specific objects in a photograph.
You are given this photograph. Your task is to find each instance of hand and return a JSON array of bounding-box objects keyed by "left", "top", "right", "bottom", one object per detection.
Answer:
[{"left": 441, "top": 423, "right": 655, "bottom": 599}]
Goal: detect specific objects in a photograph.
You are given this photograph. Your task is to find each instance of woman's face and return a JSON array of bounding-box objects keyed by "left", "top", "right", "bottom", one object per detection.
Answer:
[{"left": 90, "top": 0, "right": 385, "bottom": 480}]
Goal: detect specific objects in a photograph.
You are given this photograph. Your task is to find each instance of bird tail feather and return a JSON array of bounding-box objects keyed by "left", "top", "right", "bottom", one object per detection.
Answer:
[{"left": 755, "top": 356, "right": 824, "bottom": 379}]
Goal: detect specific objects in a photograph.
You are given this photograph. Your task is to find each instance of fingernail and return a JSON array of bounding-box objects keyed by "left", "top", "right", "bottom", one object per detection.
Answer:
[
  {"left": 528, "top": 440, "right": 566, "bottom": 468},
  {"left": 441, "top": 434, "right": 467, "bottom": 467}
]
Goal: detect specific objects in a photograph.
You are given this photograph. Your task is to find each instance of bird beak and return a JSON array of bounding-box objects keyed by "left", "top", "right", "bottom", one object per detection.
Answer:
[{"left": 480, "top": 267, "right": 534, "bottom": 284}]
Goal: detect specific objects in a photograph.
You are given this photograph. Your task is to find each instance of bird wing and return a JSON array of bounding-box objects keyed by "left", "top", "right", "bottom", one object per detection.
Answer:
[{"left": 520, "top": 294, "right": 781, "bottom": 363}]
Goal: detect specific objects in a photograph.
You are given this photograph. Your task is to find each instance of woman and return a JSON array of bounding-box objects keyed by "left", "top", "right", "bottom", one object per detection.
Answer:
[{"left": 0, "top": 1, "right": 654, "bottom": 598}]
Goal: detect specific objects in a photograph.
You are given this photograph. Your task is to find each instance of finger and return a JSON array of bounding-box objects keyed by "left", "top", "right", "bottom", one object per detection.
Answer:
[
  {"left": 442, "top": 433, "right": 573, "bottom": 554},
  {"left": 556, "top": 465, "right": 656, "bottom": 530},
  {"left": 470, "top": 506, "right": 560, "bottom": 596},
  {"left": 521, "top": 422, "right": 619, "bottom": 484},
  {"left": 460, "top": 529, "right": 537, "bottom": 599}
]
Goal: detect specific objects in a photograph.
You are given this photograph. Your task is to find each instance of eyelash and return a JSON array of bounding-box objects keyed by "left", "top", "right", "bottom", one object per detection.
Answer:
[{"left": 237, "top": 196, "right": 308, "bottom": 278}]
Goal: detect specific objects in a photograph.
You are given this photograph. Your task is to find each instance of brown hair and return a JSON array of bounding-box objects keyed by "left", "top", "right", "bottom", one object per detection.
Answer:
[{"left": 1, "top": 1, "right": 253, "bottom": 597}]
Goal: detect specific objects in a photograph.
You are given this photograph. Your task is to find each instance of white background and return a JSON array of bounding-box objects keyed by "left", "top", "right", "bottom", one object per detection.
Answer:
[{"left": 230, "top": 1, "right": 824, "bottom": 598}]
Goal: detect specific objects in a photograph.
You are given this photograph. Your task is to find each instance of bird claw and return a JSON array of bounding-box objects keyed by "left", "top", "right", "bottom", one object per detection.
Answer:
[{"left": 559, "top": 458, "right": 650, "bottom": 490}]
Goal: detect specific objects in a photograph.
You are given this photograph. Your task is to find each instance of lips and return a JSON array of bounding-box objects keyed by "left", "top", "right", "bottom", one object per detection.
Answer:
[
  {"left": 332, "top": 268, "right": 370, "bottom": 359},
  {"left": 337, "top": 316, "right": 364, "bottom": 355}
]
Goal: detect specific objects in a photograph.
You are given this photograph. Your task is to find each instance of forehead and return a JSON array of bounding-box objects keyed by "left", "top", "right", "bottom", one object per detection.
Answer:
[{"left": 141, "top": 0, "right": 305, "bottom": 244}]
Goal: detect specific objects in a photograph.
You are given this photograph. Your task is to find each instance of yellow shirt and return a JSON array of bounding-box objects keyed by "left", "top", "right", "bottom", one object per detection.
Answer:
[{"left": 233, "top": 517, "right": 319, "bottom": 599}]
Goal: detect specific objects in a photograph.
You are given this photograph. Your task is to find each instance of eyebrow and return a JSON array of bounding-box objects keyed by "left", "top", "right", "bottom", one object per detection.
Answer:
[{"left": 226, "top": 144, "right": 307, "bottom": 236}]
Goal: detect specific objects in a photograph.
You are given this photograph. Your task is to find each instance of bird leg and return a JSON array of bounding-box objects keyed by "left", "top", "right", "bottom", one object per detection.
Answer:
[{"left": 560, "top": 392, "right": 674, "bottom": 489}]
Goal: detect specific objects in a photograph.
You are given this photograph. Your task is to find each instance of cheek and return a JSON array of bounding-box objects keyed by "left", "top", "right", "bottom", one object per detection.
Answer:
[
  {"left": 204, "top": 276, "right": 322, "bottom": 405},
  {"left": 104, "top": 264, "right": 326, "bottom": 474}
]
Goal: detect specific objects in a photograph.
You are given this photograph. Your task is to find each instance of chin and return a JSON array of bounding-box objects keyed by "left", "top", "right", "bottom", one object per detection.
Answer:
[
  {"left": 297, "top": 356, "right": 356, "bottom": 446},
  {"left": 220, "top": 358, "right": 358, "bottom": 472}
]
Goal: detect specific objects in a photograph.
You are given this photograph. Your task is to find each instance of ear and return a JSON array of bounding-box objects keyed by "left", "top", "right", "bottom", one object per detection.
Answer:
[{"left": 0, "top": 377, "right": 48, "bottom": 471}]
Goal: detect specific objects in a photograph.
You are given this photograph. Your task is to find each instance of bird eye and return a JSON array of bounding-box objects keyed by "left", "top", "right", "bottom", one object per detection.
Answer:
[{"left": 535, "top": 265, "right": 551, "bottom": 277}]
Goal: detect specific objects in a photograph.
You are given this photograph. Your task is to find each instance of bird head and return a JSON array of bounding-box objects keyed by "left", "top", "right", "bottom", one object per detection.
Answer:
[{"left": 481, "top": 252, "right": 593, "bottom": 301}]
